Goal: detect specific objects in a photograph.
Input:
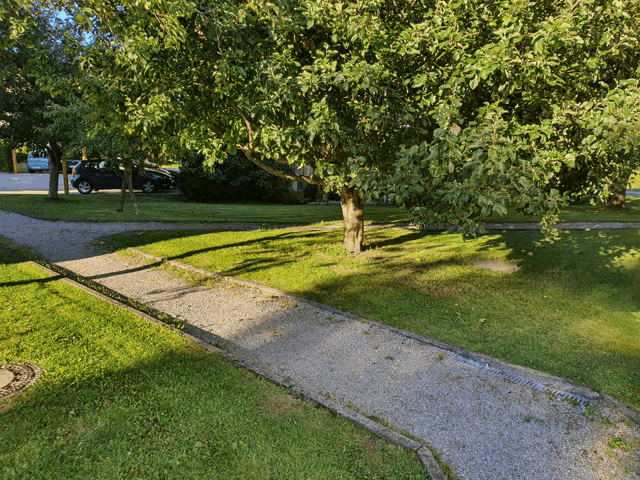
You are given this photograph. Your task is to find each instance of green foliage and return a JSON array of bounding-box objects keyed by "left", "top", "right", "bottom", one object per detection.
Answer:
[
  {"left": 388, "top": 0, "right": 640, "bottom": 235},
  {"left": 66, "top": 0, "right": 640, "bottom": 240},
  {"left": 73, "top": 0, "right": 422, "bottom": 198},
  {"left": 178, "top": 151, "right": 292, "bottom": 203}
]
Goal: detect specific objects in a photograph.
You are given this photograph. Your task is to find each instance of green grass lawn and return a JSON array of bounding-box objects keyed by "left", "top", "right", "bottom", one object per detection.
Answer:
[
  {"left": 1, "top": 192, "right": 639, "bottom": 225},
  {"left": 106, "top": 226, "right": 640, "bottom": 411},
  {"left": 0, "top": 237, "right": 424, "bottom": 480},
  {"left": 0, "top": 194, "right": 408, "bottom": 225}
]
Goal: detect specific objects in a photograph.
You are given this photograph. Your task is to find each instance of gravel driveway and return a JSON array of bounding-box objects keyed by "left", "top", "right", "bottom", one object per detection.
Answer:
[{"left": 1, "top": 210, "right": 639, "bottom": 480}]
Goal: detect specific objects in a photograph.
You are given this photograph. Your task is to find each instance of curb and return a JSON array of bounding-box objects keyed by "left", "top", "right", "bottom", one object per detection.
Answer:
[
  {"left": 128, "top": 248, "right": 640, "bottom": 427},
  {"left": 29, "top": 260, "right": 447, "bottom": 480}
]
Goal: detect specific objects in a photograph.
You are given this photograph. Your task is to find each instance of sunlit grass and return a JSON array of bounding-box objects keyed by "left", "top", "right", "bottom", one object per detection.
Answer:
[
  {"left": 1, "top": 192, "right": 640, "bottom": 225},
  {"left": 108, "top": 227, "right": 640, "bottom": 411},
  {"left": 0, "top": 237, "right": 424, "bottom": 479}
]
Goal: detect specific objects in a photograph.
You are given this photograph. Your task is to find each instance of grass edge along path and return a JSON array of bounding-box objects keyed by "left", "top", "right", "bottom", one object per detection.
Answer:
[
  {"left": 105, "top": 226, "right": 640, "bottom": 413},
  {"left": 0, "top": 236, "right": 426, "bottom": 480}
]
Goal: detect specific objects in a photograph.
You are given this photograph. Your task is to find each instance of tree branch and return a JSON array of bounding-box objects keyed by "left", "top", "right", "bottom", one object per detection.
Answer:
[{"left": 237, "top": 145, "right": 325, "bottom": 186}]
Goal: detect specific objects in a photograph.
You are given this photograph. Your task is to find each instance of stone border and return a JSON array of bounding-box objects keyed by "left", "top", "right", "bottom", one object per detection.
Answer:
[
  {"left": 127, "top": 248, "right": 640, "bottom": 427},
  {"left": 0, "top": 362, "right": 42, "bottom": 400},
  {"left": 28, "top": 261, "right": 445, "bottom": 480}
]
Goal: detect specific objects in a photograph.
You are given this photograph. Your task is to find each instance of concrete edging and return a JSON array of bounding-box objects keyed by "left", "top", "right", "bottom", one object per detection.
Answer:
[
  {"left": 128, "top": 248, "right": 640, "bottom": 427},
  {"left": 30, "top": 260, "right": 446, "bottom": 480}
]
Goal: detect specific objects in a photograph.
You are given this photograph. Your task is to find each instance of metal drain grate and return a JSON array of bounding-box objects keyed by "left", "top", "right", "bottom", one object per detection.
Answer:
[{"left": 453, "top": 356, "right": 590, "bottom": 408}]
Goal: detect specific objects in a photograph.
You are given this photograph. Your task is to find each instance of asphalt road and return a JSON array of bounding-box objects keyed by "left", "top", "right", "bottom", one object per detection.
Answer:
[{"left": 0, "top": 172, "right": 74, "bottom": 193}]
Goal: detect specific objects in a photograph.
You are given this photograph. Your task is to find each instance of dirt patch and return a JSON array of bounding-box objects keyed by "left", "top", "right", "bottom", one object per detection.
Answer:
[
  {"left": 264, "top": 394, "right": 304, "bottom": 414},
  {"left": 471, "top": 260, "right": 520, "bottom": 272}
]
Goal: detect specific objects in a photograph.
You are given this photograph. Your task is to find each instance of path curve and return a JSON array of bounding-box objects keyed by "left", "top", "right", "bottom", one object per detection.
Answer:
[{"left": 1, "top": 210, "right": 639, "bottom": 480}]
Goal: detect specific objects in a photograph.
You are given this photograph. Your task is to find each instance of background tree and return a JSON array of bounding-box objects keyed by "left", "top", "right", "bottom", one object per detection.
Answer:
[{"left": 1, "top": 3, "right": 82, "bottom": 199}]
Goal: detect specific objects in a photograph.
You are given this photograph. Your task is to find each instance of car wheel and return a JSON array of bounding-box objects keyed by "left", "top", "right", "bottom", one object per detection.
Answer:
[
  {"left": 141, "top": 180, "right": 156, "bottom": 193},
  {"left": 77, "top": 180, "right": 93, "bottom": 195},
  {"left": 28, "top": 168, "right": 34, "bottom": 174}
]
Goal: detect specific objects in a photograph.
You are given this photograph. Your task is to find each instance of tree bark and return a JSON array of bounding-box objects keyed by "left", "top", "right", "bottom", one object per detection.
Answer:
[
  {"left": 607, "top": 169, "right": 632, "bottom": 209},
  {"left": 117, "top": 172, "right": 127, "bottom": 212},
  {"left": 47, "top": 145, "right": 62, "bottom": 200},
  {"left": 339, "top": 186, "right": 365, "bottom": 254},
  {"left": 116, "top": 160, "right": 138, "bottom": 213}
]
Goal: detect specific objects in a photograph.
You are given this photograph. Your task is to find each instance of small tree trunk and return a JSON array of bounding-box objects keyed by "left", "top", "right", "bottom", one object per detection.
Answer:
[
  {"left": 47, "top": 146, "right": 61, "bottom": 200},
  {"left": 607, "top": 170, "right": 632, "bottom": 209},
  {"left": 125, "top": 164, "right": 138, "bottom": 214},
  {"left": 339, "top": 186, "right": 365, "bottom": 254},
  {"left": 117, "top": 173, "right": 127, "bottom": 212}
]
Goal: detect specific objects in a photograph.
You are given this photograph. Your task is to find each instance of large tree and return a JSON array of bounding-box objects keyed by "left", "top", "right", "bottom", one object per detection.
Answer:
[
  {"left": 68, "top": 0, "right": 426, "bottom": 253},
  {"left": 67, "top": 0, "right": 640, "bottom": 249},
  {"left": 389, "top": 0, "right": 640, "bottom": 233},
  {"left": 1, "top": 3, "right": 81, "bottom": 199}
]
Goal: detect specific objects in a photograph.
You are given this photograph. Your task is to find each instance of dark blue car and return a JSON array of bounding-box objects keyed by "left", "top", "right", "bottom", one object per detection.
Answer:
[{"left": 71, "top": 160, "right": 173, "bottom": 194}]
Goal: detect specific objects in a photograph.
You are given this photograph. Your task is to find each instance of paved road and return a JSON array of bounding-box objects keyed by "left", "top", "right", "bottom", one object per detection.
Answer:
[
  {"left": 0, "top": 172, "right": 73, "bottom": 193},
  {"left": 0, "top": 172, "right": 176, "bottom": 195}
]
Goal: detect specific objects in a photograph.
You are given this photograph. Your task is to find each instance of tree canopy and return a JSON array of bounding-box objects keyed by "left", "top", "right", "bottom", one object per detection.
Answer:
[
  {"left": 17, "top": 0, "right": 640, "bottom": 249},
  {"left": 1, "top": 4, "right": 83, "bottom": 198},
  {"left": 389, "top": 0, "right": 640, "bottom": 233}
]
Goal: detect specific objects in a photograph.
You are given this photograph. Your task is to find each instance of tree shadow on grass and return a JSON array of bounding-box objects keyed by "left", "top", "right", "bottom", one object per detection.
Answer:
[
  {"left": 270, "top": 228, "right": 640, "bottom": 410},
  {"left": 90, "top": 228, "right": 327, "bottom": 282},
  {"left": 0, "top": 348, "right": 420, "bottom": 479}
]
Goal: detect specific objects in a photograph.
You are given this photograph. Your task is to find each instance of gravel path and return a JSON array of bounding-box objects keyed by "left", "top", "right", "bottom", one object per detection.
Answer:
[{"left": 1, "top": 210, "right": 639, "bottom": 480}]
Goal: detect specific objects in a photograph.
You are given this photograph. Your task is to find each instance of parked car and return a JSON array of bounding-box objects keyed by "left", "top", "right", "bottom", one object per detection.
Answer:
[
  {"left": 26, "top": 152, "right": 49, "bottom": 173},
  {"left": 65, "top": 159, "right": 81, "bottom": 171},
  {"left": 146, "top": 162, "right": 180, "bottom": 182},
  {"left": 70, "top": 160, "right": 173, "bottom": 194}
]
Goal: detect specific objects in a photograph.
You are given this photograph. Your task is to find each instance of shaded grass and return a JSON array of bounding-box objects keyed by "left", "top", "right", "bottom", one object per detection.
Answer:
[
  {"left": 1, "top": 192, "right": 640, "bottom": 226},
  {"left": 0, "top": 194, "right": 407, "bottom": 225},
  {"left": 0, "top": 237, "right": 424, "bottom": 480},
  {"left": 107, "top": 227, "right": 640, "bottom": 411}
]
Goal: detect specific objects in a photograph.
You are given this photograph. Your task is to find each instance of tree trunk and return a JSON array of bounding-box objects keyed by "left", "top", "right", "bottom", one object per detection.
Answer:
[
  {"left": 116, "top": 160, "right": 138, "bottom": 213},
  {"left": 607, "top": 169, "right": 632, "bottom": 209},
  {"left": 47, "top": 145, "right": 61, "bottom": 200},
  {"left": 339, "top": 186, "right": 365, "bottom": 254},
  {"left": 117, "top": 173, "right": 127, "bottom": 212}
]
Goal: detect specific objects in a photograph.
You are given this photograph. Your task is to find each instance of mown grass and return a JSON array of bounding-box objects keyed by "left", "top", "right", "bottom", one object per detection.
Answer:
[
  {"left": 107, "top": 226, "right": 640, "bottom": 411},
  {"left": 0, "top": 194, "right": 408, "bottom": 225},
  {"left": 0, "top": 237, "right": 424, "bottom": 480},
  {"left": 0, "top": 192, "right": 640, "bottom": 225}
]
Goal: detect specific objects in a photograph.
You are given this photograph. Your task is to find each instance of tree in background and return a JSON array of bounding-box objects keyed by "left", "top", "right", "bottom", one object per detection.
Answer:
[
  {"left": 0, "top": 3, "right": 81, "bottom": 199},
  {"left": 178, "top": 151, "right": 292, "bottom": 203}
]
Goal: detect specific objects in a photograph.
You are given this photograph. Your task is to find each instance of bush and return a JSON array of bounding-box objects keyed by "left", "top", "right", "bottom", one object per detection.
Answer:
[
  {"left": 0, "top": 144, "right": 14, "bottom": 172},
  {"left": 178, "top": 152, "right": 292, "bottom": 203}
]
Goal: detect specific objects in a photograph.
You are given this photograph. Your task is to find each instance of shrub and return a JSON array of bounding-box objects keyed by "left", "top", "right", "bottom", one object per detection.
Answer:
[{"left": 178, "top": 151, "right": 292, "bottom": 203}]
